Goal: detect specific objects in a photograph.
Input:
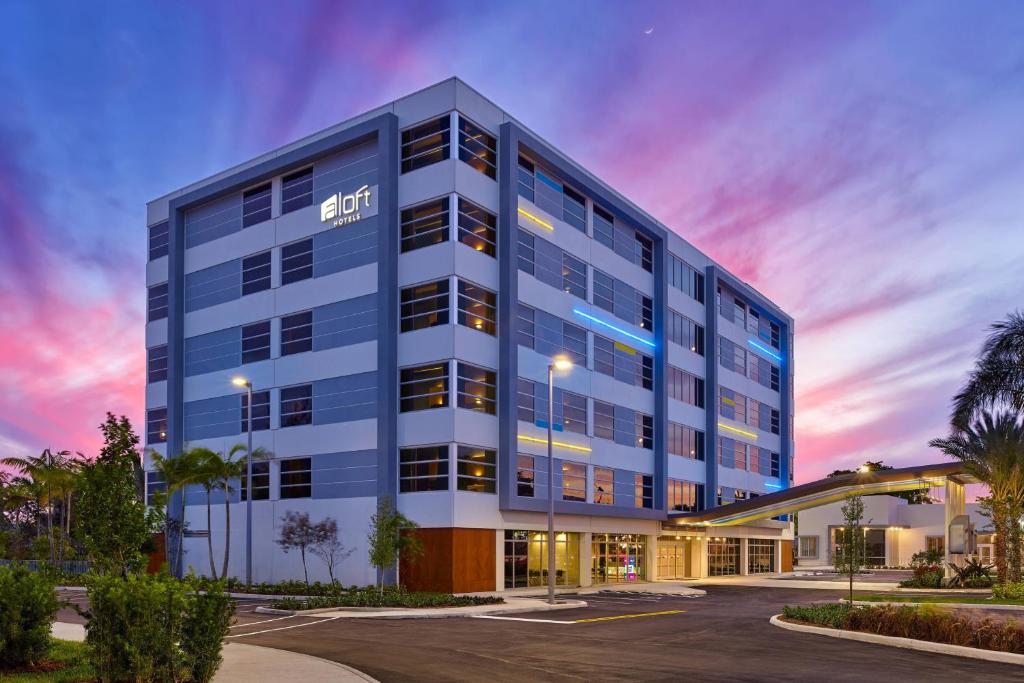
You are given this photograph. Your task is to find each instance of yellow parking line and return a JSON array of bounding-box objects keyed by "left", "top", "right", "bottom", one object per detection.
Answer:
[{"left": 575, "top": 609, "right": 684, "bottom": 623}]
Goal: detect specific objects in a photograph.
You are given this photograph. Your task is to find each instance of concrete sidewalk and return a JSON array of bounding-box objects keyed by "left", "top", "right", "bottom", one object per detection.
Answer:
[
  {"left": 50, "top": 622, "right": 377, "bottom": 682},
  {"left": 259, "top": 595, "right": 589, "bottom": 618},
  {"left": 684, "top": 575, "right": 900, "bottom": 591},
  {"left": 462, "top": 581, "right": 706, "bottom": 598}
]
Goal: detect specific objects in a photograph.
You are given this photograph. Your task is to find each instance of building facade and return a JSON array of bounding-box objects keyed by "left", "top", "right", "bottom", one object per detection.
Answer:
[{"left": 144, "top": 78, "right": 795, "bottom": 591}]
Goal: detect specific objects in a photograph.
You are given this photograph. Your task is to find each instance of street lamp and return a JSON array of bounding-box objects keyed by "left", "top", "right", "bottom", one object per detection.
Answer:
[
  {"left": 232, "top": 376, "right": 254, "bottom": 587},
  {"left": 858, "top": 464, "right": 870, "bottom": 473},
  {"left": 546, "top": 356, "right": 573, "bottom": 605}
]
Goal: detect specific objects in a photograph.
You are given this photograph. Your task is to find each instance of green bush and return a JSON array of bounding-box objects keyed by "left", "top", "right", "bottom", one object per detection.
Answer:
[
  {"left": 271, "top": 585, "right": 503, "bottom": 610},
  {"left": 898, "top": 564, "right": 944, "bottom": 588},
  {"left": 993, "top": 582, "right": 1024, "bottom": 600},
  {"left": 781, "top": 603, "right": 851, "bottom": 628},
  {"left": 218, "top": 577, "right": 340, "bottom": 596},
  {"left": 84, "top": 573, "right": 234, "bottom": 683},
  {"left": 0, "top": 564, "right": 60, "bottom": 668}
]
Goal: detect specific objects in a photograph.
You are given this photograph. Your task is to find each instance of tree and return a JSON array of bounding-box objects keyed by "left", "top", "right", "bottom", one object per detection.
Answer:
[
  {"left": 149, "top": 447, "right": 208, "bottom": 576},
  {"left": 833, "top": 495, "right": 866, "bottom": 605},
  {"left": 930, "top": 411, "right": 1024, "bottom": 584},
  {"left": 952, "top": 312, "right": 1024, "bottom": 428},
  {"left": 826, "top": 461, "right": 936, "bottom": 504},
  {"left": 1, "top": 449, "right": 82, "bottom": 565},
  {"left": 308, "top": 517, "right": 353, "bottom": 585},
  {"left": 276, "top": 511, "right": 325, "bottom": 585},
  {"left": 367, "top": 497, "right": 422, "bottom": 595},
  {"left": 76, "top": 414, "right": 159, "bottom": 575}
]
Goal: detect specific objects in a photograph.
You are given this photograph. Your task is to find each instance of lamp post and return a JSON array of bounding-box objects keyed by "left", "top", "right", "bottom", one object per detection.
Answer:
[
  {"left": 232, "top": 376, "right": 254, "bottom": 587},
  {"left": 546, "top": 356, "right": 573, "bottom": 605}
]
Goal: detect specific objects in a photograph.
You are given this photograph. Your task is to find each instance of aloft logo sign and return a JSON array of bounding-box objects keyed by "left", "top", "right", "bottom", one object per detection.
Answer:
[{"left": 320, "top": 184, "right": 373, "bottom": 227}]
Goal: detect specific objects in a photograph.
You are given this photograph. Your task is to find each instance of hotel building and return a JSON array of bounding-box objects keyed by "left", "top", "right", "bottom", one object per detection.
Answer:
[{"left": 144, "top": 78, "right": 795, "bottom": 591}]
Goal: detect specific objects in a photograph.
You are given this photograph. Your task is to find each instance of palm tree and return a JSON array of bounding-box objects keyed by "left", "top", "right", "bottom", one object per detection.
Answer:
[
  {"left": 952, "top": 312, "right": 1024, "bottom": 428},
  {"left": 1, "top": 449, "right": 75, "bottom": 564},
  {"left": 930, "top": 411, "right": 1024, "bottom": 583},
  {"left": 149, "top": 447, "right": 208, "bottom": 576}
]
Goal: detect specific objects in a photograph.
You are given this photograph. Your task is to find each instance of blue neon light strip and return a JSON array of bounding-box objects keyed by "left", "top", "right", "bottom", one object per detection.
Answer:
[
  {"left": 763, "top": 482, "right": 783, "bottom": 490},
  {"left": 573, "top": 309, "right": 656, "bottom": 348},
  {"left": 747, "top": 338, "right": 783, "bottom": 363}
]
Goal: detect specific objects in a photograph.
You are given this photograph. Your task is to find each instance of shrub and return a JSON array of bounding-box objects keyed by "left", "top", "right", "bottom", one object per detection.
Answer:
[
  {"left": 898, "top": 564, "right": 943, "bottom": 588},
  {"left": 843, "top": 604, "right": 1024, "bottom": 653},
  {"left": 947, "top": 558, "right": 994, "bottom": 588},
  {"left": 271, "top": 585, "right": 503, "bottom": 610},
  {"left": 993, "top": 582, "right": 1024, "bottom": 600},
  {"left": 781, "top": 603, "right": 851, "bottom": 628},
  {"left": 0, "top": 564, "right": 59, "bottom": 668},
  {"left": 84, "top": 572, "right": 234, "bottom": 683}
]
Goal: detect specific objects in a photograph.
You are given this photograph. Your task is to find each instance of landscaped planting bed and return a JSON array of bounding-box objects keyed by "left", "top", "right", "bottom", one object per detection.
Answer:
[{"left": 269, "top": 585, "right": 504, "bottom": 610}]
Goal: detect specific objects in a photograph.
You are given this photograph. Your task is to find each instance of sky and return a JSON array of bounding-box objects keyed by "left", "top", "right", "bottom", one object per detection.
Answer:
[{"left": 0, "top": 1, "right": 1022, "bottom": 483}]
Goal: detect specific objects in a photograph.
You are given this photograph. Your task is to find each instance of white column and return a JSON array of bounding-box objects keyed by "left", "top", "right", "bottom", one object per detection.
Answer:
[
  {"left": 494, "top": 529, "right": 504, "bottom": 592},
  {"left": 739, "top": 537, "right": 749, "bottom": 575},
  {"left": 945, "top": 479, "right": 966, "bottom": 577},
  {"left": 580, "top": 532, "right": 593, "bottom": 587}
]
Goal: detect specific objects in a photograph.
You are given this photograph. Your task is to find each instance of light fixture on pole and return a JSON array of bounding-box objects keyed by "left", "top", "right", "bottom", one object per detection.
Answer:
[
  {"left": 232, "top": 376, "right": 254, "bottom": 587},
  {"left": 546, "top": 356, "right": 573, "bottom": 605}
]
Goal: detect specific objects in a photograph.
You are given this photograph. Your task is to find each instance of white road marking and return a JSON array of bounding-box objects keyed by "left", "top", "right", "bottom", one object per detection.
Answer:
[
  {"left": 471, "top": 615, "right": 576, "bottom": 624},
  {"left": 226, "top": 615, "right": 343, "bottom": 637},
  {"left": 229, "top": 614, "right": 296, "bottom": 629}
]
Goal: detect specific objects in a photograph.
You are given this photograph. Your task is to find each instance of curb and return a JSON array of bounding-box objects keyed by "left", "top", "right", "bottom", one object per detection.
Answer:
[
  {"left": 769, "top": 614, "right": 1024, "bottom": 666},
  {"left": 218, "top": 643, "right": 380, "bottom": 683},
  {"left": 847, "top": 600, "right": 1024, "bottom": 612},
  {"left": 254, "top": 598, "right": 588, "bottom": 618}
]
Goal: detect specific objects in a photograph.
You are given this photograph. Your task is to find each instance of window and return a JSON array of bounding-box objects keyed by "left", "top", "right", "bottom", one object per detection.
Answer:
[
  {"left": 146, "top": 408, "right": 167, "bottom": 444},
  {"left": 638, "top": 293, "right": 653, "bottom": 330},
  {"left": 635, "top": 474, "right": 653, "bottom": 509},
  {"left": 593, "top": 335, "right": 653, "bottom": 390},
  {"left": 241, "top": 251, "right": 271, "bottom": 295},
  {"left": 400, "top": 197, "right": 449, "bottom": 252},
  {"left": 401, "top": 116, "right": 449, "bottom": 173},
  {"left": 748, "top": 539, "right": 775, "bottom": 574},
  {"left": 719, "top": 388, "right": 747, "bottom": 422},
  {"left": 457, "top": 197, "right": 496, "bottom": 257},
  {"left": 668, "top": 254, "right": 704, "bottom": 303},
  {"left": 667, "top": 366, "right": 704, "bottom": 408},
  {"left": 560, "top": 390, "right": 588, "bottom": 435},
  {"left": 718, "top": 437, "right": 747, "bottom": 470},
  {"left": 400, "top": 280, "right": 450, "bottom": 332},
  {"left": 240, "top": 461, "right": 270, "bottom": 501},
  {"left": 517, "top": 378, "right": 536, "bottom": 424},
  {"left": 280, "top": 457, "right": 312, "bottom": 498},
  {"left": 668, "top": 310, "right": 705, "bottom": 355},
  {"left": 719, "top": 337, "right": 747, "bottom": 375},
  {"left": 561, "top": 185, "right": 586, "bottom": 231},
  {"left": 456, "top": 362, "right": 496, "bottom": 414},
  {"left": 400, "top": 445, "right": 448, "bottom": 493},
  {"left": 281, "top": 311, "right": 313, "bottom": 356},
  {"left": 592, "top": 270, "right": 615, "bottom": 315},
  {"left": 280, "top": 385, "right": 312, "bottom": 427},
  {"left": 770, "top": 408, "right": 781, "bottom": 435},
  {"left": 561, "top": 462, "right": 586, "bottom": 502},
  {"left": 520, "top": 155, "right": 586, "bottom": 232},
  {"left": 516, "top": 455, "right": 536, "bottom": 497},
  {"left": 927, "top": 536, "right": 945, "bottom": 556},
  {"left": 281, "top": 167, "right": 313, "bottom": 214},
  {"left": 457, "top": 445, "right": 496, "bottom": 493},
  {"left": 798, "top": 536, "right": 818, "bottom": 559},
  {"left": 147, "top": 345, "right": 168, "bottom": 383},
  {"left": 148, "top": 283, "right": 168, "bottom": 321},
  {"left": 457, "top": 117, "right": 496, "bottom": 179},
  {"left": 770, "top": 451, "right": 781, "bottom": 478},
  {"left": 241, "top": 321, "right": 271, "bottom": 364},
  {"left": 400, "top": 363, "right": 449, "bottom": 412},
  {"left": 241, "top": 390, "right": 270, "bottom": 432},
  {"left": 148, "top": 222, "right": 169, "bottom": 260},
  {"left": 593, "top": 206, "right": 652, "bottom": 272},
  {"left": 635, "top": 233, "right": 653, "bottom": 273},
  {"left": 594, "top": 467, "right": 614, "bottom": 505},
  {"left": 516, "top": 304, "right": 587, "bottom": 366},
  {"left": 457, "top": 280, "right": 496, "bottom": 335},
  {"left": 594, "top": 270, "right": 651, "bottom": 329},
  {"left": 635, "top": 413, "right": 654, "bottom": 450},
  {"left": 517, "top": 156, "right": 535, "bottom": 201},
  {"left": 516, "top": 230, "right": 586, "bottom": 299},
  {"left": 708, "top": 538, "right": 741, "bottom": 576},
  {"left": 668, "top": 479, "right": 704, "bottom": 512},
  {"left": 668, "top": 422, "right": 704, "bottom": 460},
  {"left": 281, "top": 238, "right": 313, "bottom": 285},
  {"left": 593, "top": 205, "right": 614, "bottom": 249},
  {"left": 593, "top": 400, "right": 615, "bottom": 441},
  {"left": 242, "top": 182, "right": 272, "bottom": 227},
  {"left": 145, "top": 471, "right": 166, "bottom": 506}
]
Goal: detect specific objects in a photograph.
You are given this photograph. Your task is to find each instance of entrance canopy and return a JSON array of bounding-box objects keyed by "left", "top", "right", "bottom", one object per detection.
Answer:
[{"left": 668, "top": 462, "right": 977, "bottom": 527}]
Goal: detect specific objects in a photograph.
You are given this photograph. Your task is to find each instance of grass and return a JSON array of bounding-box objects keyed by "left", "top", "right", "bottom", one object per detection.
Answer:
[
  {"left": 0, "top": 639, "right": 93, "bottom": 682},
  {"left": 849, "top": 593, "right": 1024, "bottom": 606}
]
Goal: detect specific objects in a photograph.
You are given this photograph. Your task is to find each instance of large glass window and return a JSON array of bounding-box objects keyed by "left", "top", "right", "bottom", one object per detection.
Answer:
[
  {"left": 400, "top": 197, "right": 450, "bottom": 252},
  {"left": 593, "top": 334, "right": 653, "bottom": 390},
  {"left": 401, "top": 116, "right": 450, "bottom": 174},
  {"left": 668, "top": 310, "right": 705, "bottom": 355},
  {"left": 516, "top": 156, "right": 535, "bottom": 201},
  {"left": 280, "top": 385, "right": 312, "bottom": 427},
  {"left": 281, "top": 311, "right": 313, "bottom": 356},
  {"left": 148, "top": 222, "right": 169, "bottom": 261},
  {"left": 456, "top": 362, "right": 496, "bottom": 414},
  {"left": 635, "top": 414, "right": 654, "bottom": 450},
  {"left": 280, "top": 457, "right": 312, "bottom": 499},
  {"left": 281, "top": 167, "right": 314, "bottom": 214},
  {"left": 147, "top": 345, "right": 168, "bottom": 383},
  {"left": 456, "top": 445, "right": 496, "bottom": 493},
  {"left": 457, "top": 197, "right": 496, "bottom": 257},
  {"left": 593, "top": 467, "right": 614, "bottom": 505},
  {"left": 146, "top": 408, "right": 167, "bottom": 444},
  {"left": 241, "top": 321, "right": 271, "bottom": 364},
  {"left": 504, "top": 530, "right": 579, "bottom": 589},
  {"left": 400, "top": 363, "right": 449, "bottom": 412},
  {"left": 145, "top": 471, "right": 166, "bottom": 506},
  {"left": 242, "top": 182, "right": 272, "bottom": 227},
  {"left": 668, "top": 422, "right": 704, "bottom": 460},
  {"left": 668, "top": 254, "right": 705, "bottom": 303},
  {"left": 241, "top": 250, "right": 272, "bottom": 295},
  {"left": 400, "top": 280, "right": 450, "bottom": 332},
  {"left": 748, "top": 539, "right": 776, "bottom": 574},
  {"left": 457, "top": 117, "right": 496, "bottom": 179},
  {"left": 708, "top": 538, "right": 741, "bottom": 576},
  {"left": 516, "top": 455, "right": 536, "bottom": 498},
  {"left": 516, "top": 304, "right": 587, "bottom": 366},
  {"left": 719, "top": 336, "right": 747, "bottom": 375},
  {"left": 561, "top": 462, "right": 586, "bottom": 502},
  {"left": 667, "top": 366, "right": 704, "bottom": 408},
  {"left": 240, "top": 461, "right": 270, "bottom": 501},
  {"left": 148, "top": 283, "right": 168, "bottom": 322},
  {"left": 798, "top": 536, "right": 818, "bottom": 559},
  {"left": 281, "top": 238, "right": 313, "bottom": 285},
  {"left": 516, "top": 230, "right": 586, "bottom": 299},
  {"left": 241, "top": 390, "right": 270, "bottom": 432},
  {"left": 399, "top": 445, "right": 448, "bottom": 493},
  {"left": 457, "top": 280, "right": 496, "bottom": 335},
  {"left": 592, "top": 534, "right": 647, "bottom": 583},
  {"left": 668, "top": 479, "right": 704, "bottom": 512},
  {"left": 635, "top": 474, "right": 653, "bottom": 508},
  {"left": 593, "top": 400, "right": 614, "bottom": 441}
]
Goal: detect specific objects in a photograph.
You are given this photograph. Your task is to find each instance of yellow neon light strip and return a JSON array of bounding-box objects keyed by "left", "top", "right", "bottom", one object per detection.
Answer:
[
  {"left": 717, "top": 422, "right": 758, "bottom": 439},
  {"left": 614, "top": 341, "right": 637, "bottom": 355},
  {"left": 517, "top": 435, "right": 592, "bottom": 453},
  {"left": 517, "top": 207, "right": 554, "bottom": 231}
]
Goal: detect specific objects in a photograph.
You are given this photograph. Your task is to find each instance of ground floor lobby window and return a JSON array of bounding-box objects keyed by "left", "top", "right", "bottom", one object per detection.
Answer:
[
  {"left": 747, "top": 539, "right": 775, "bottom": 574},
  {"left": 592, "top": 534, "right": 647, "bottom": 583},
  {"left": 708, "top": 538, "right": 741, "bottom": 576},
  {"left": 504, "top": 530, "right": 580, "bottom": 588}
]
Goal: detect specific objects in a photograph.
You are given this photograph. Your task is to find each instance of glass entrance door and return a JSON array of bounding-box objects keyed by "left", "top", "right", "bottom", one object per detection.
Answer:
[{"left": 657, "top": 542, "right": 687, "bottom": 579}]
